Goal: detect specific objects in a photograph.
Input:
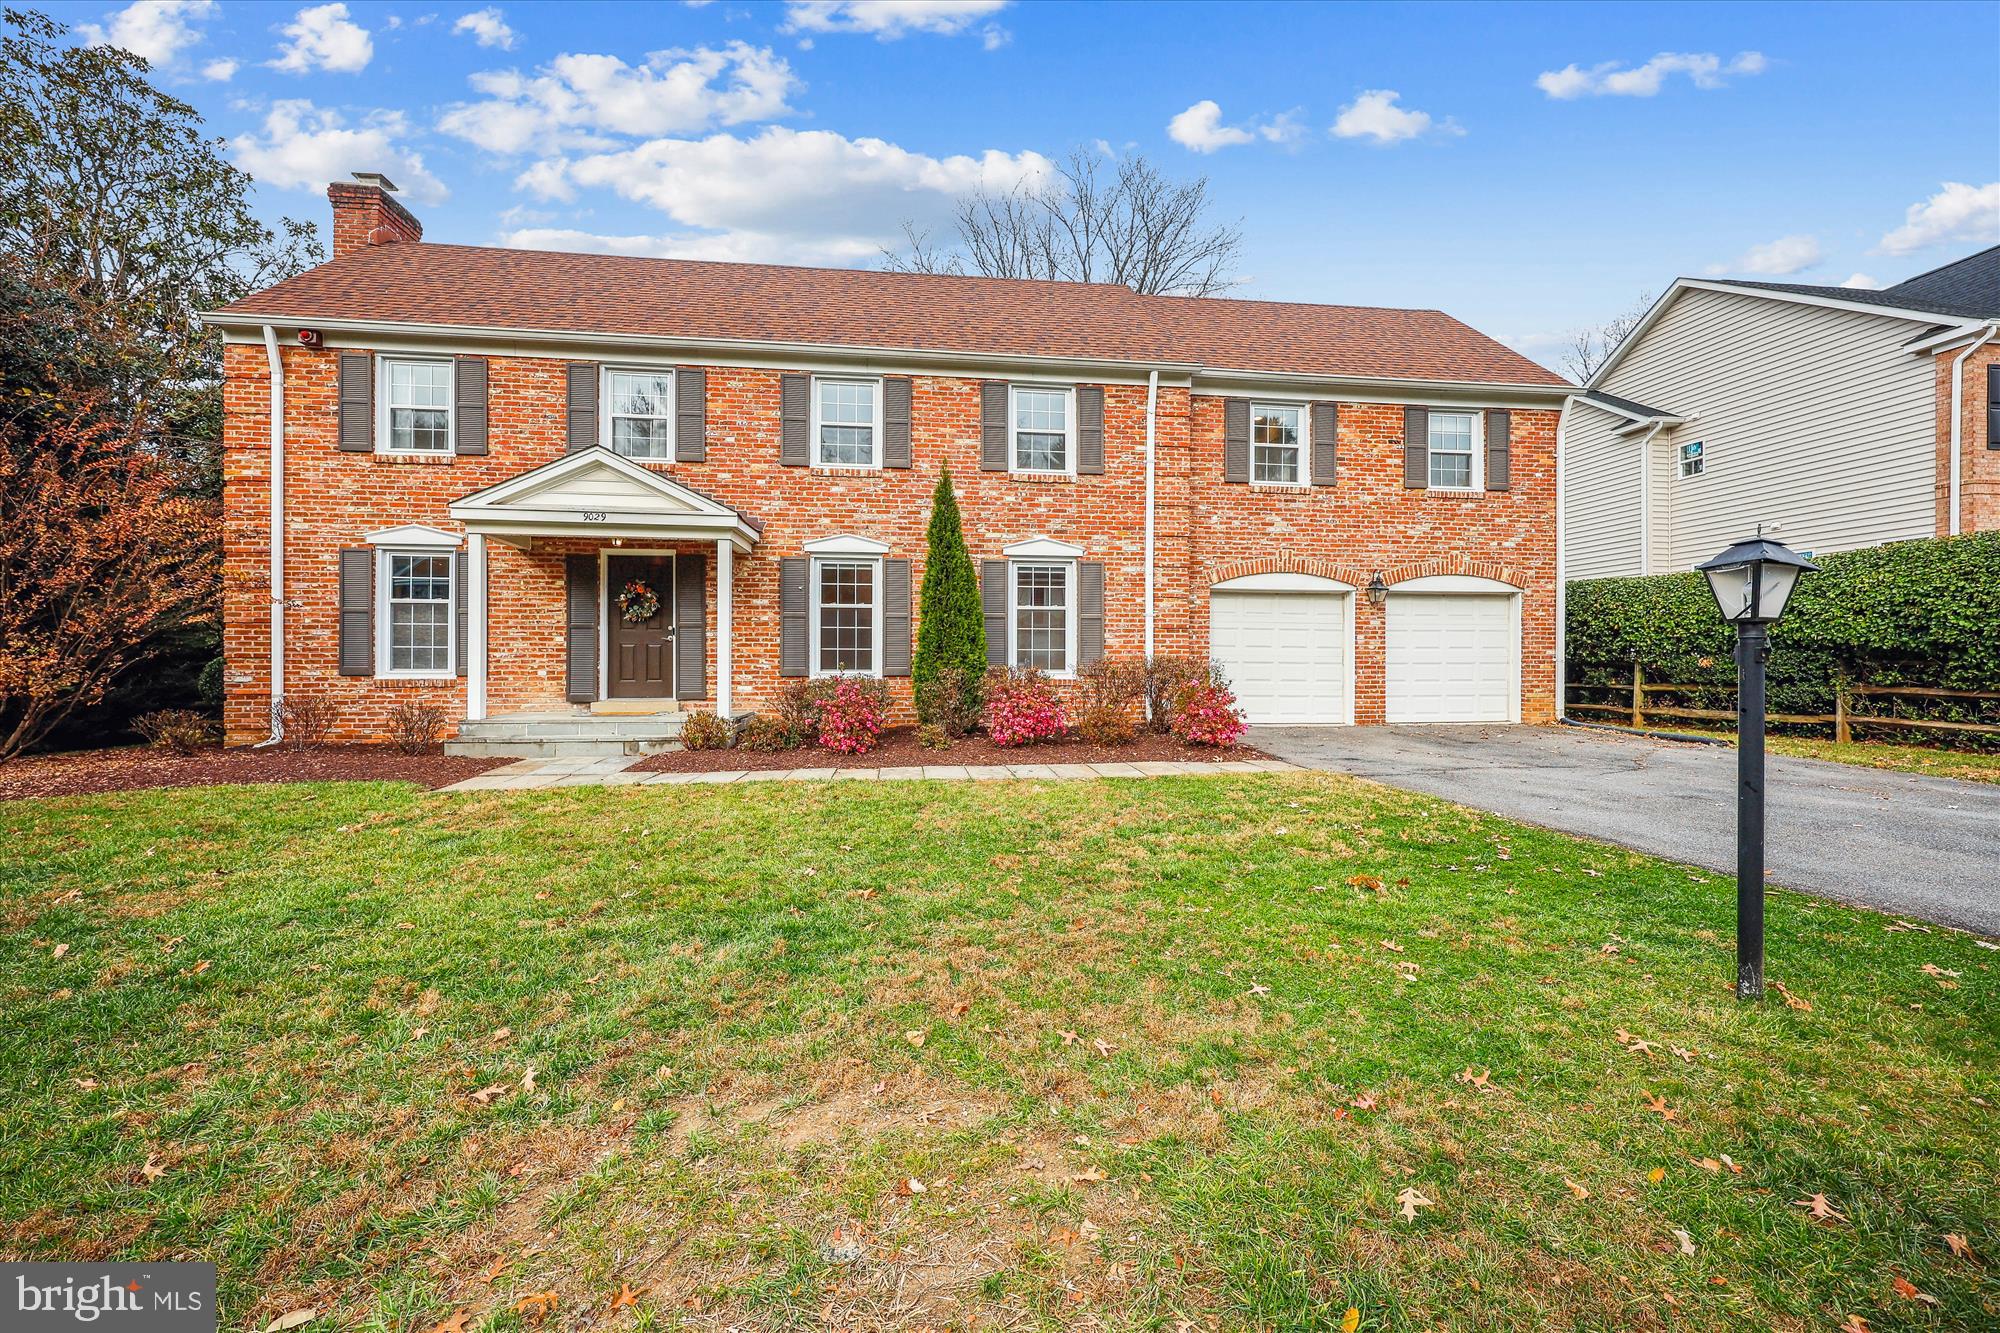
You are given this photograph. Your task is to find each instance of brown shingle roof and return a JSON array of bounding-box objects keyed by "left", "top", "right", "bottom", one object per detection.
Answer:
[{"left": 214, "top": 242, "right": 1569, "bottom": 388}]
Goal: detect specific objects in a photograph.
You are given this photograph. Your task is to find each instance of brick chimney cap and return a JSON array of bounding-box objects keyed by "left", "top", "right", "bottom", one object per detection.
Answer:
[{"left": 350, "top": 171, "right": 400, "bottom": 192}]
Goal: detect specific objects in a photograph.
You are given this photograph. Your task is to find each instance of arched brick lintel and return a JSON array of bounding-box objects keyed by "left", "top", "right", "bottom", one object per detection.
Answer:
[
  {"left": 1204, "top": 555, "right": 1373, "bottom": 589},
  {"left": 1381, "top": 553, "right": 1525, "bottom": 588}
]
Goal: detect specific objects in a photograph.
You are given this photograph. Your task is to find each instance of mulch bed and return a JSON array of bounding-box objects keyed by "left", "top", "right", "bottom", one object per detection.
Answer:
[
  {"left": 633, "top": 726, "right": 1270, "bottom": 773},
  {"left": 0, "top": 745, "right": 508, "bottom": 801}
]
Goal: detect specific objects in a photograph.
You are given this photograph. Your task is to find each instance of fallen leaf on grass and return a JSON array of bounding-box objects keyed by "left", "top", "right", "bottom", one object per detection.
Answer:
[
  {"left": 1838, "top": 1316, "right": 1870, "bottom": 1333},
  {"left": 1944, "top": 1232, "right": 1978, "bottom": 1262},
  {"left": 1640, "top": 1090, "right": 1676, "bottom": 1121},
  {"left": 1346, "top": 874, "right": 1384, "bottom": 894},
  {"left": 1394, "top": 1187, "right": 1434, "bottom": 1221},
  {"left": 1792, "top": 1193, "right": 1847, "bottom": 1224},
  {"left": 468, "top": 1084, "right": 509, "bottom": 1105},
  {"left": 1341, "top": 1308, "right": 1360, "bottom": 1333},
  {"left": 1350, "top": 1094, "right": 1378, "bottom": 1111},
  {"left": 904, "top": 1030, "right": 926, "bottom": 1048},
  {"left": 1889, "top": 1274, "right": 1938, "bottom": 1306},
  {"left": 1769, "top": 980, "right": 1811, "bottom": 1011},
  {"left": 74, "top": 1077, "right": 98, "bottom": 1091},
  {"left": 139, "top": 1154, "right": 167, "bottom": 1182},
  {"left": 426, "top": 1313, "right": 468, "bottom": 1333},
  {"left": 1059, "top": 1029, "right": 1081, "bottom": 1047},
  {"left": 1379, "top": 940, "right": 1404, "bottom": 953},
  {"left": 1093, "top": 1038, "right": 1114, "bottom": 1058},
  {"left": 50, "top": 942, "right": 68, "bottom": 959},
  {"left": 1669, "top": 1045, "right": 1696, "bottom": 1063},
  {"left": 263, "top": 1312, "right": 315, "bottom": 1333},
  {"left": 520, "top": 1067, "right": 537, "bottom": 1093},
  {"left": 1071, "top": 1166, "right": 1107, "bottom": 1185},
  {"left": 1672, "top": 1228, "right": 1695, "bottom": 1255},
  {"left": 1454, "top": 1067, "right": 1494, "bottom": 1092},
  {"left": 1562, "top": 1178, "right": 1589, "bottom": 1200},
  {"left": 894, "top": 1177, "right": 926, "bottom": 1197},
  {"left": 607, "top": 1282, "right": 646, "bottom": 1311},
  {"left": 1646, "top": 1167, "right": 1666, "bottom": 1185},
  {"left": 479, "top": 1256, "right": 508, "bottom": 1284},
  {"left": 512, "top": 1292, "right": 557, "bottom": 1325}
]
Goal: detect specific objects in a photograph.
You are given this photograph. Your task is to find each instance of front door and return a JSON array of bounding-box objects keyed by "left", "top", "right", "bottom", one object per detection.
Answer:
[{"left": 606, "top": 555, "right": 674, "bottom": 698}]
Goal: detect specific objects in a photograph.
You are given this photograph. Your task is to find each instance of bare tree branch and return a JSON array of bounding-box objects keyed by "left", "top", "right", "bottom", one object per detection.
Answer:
[{"left": 1561, "top": 292, "right": 1654, "bottom": 383}]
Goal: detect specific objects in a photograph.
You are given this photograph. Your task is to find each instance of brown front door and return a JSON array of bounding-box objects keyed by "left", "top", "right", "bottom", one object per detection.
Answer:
[{"left": 606, "top": 555, "right": 674, "bottom": 698}]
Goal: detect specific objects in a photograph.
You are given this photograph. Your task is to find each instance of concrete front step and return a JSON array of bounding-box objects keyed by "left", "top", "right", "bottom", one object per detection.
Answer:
[
  {"left": 447, "top": 736, "right": 681, "bottom": 758},
  {"left": 447, "top": 708, "right": 687, "bottom": 758}
]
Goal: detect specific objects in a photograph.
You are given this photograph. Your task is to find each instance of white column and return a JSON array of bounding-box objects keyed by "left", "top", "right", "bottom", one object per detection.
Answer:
[
  {"left": 467, "top": 532, "right": 488, "bottom": 721},
  {"left": 715, "top": 538, "right": 734, "bottom": 717}
]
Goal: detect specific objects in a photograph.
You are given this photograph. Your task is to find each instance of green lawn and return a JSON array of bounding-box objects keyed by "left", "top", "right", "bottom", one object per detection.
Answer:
[
  {"left": 1766, "top": 736, "right": 2000, "bottom": 785},
  {"left": 2, "top": 775, "right": 1994, "bottom": 1332}
]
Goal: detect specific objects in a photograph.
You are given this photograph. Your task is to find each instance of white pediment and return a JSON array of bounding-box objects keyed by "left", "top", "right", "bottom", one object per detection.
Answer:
[
  {"left": 448, "top": 447, "right": 761, "bottom": 550},
  {"left": 804, "top": 534, "right": 891, "bottom": 556},
  {"left": 365, "top": 523, "right": 460, "bottom": 548},
  {"left": 1003, "top": 537, "right": 1086, "bottom": 559}
]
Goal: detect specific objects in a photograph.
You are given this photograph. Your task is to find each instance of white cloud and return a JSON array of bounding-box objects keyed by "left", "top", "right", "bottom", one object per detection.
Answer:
[
  {"left": 200, "top": 56, "right": 239, "bottom": 81},
  {"left": 453, "top": 7, "right": 517, "bottom": 50},
  {"left": 499, "top": 226, "right": 885, "bottom": 268},
  {"left": 1706, "top": 233, "right": 1823, "bottom": 277},
  {"left": 270, "top": 3, "right": 373, "bottom": 75},
  {"left": 438, "top": 43, "right": 800, "bottom": 155},
  {"left": 231, "top": 100, "right": 448, "bottom": 204},
  {"left": 1167, "top": 101, "right": 1252, "bottom": 154},
  {"left": 782, "top": 0, "right": 1009, "bottom": 40},
  {"left": 1838, "top": 273, "right": 1882, "bottom": 290},
  {"left": 1537, "top": 51, "right": 1766, "bottom": 99},
  {"left": 77, "top": 0, "right": 217, "bottom": 67},
  {"left": 517, "top": 126, "right": 1051, "bottom": 266},
  {"left": 1878, "top": 181, "right": 2000, "bottom": 256},
  {"left": 1330, "top": 89, "right": 1459, "bottom": 144}
]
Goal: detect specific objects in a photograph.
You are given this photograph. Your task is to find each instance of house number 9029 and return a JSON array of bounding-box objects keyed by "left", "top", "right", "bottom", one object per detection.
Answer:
[{"left": 580, "top": 511, "right": 607, "bottom": 521}]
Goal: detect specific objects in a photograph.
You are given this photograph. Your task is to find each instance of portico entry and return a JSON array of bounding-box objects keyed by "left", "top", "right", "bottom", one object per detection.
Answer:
[{"left": 604, "top": 554, "right": 675, "bottom": 698}]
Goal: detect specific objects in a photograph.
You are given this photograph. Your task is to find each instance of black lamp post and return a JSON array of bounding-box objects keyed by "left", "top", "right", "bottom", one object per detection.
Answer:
[{"left": 1695, "top": 536, "right": 1817, "bottom": 1001}]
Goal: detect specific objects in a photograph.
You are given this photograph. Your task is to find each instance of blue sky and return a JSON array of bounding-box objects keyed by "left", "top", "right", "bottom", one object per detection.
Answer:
[{"left": 47, "top": 0, "right": 2000, "bottom": 370}]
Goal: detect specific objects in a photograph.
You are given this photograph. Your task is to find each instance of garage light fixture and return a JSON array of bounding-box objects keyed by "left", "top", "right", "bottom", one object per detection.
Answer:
[
  {"left": 1365, "top": 573, "right": 1388, "bottom": 605},
  {"left": 1695, "top": 535, "right": 1816, "bottom": 1003}
]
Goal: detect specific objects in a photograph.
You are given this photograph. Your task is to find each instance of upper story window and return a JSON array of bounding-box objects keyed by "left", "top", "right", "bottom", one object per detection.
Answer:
[
  {"left": 379, "top": 550, "right": 454, "bottom": 677},
  {"left": 1428, "top": 410, "right": 1479, "bottom": 489},
  {"left": 814, "top": 377, "right": 880, "bottom": 468},
  {"left": 381, "top": 358, "right": 452, "bottom": 454},
  {"left": 1678, "top": 439, "right": 1705, "bottom": 478},
  {"left": 1010, "top": 561, "right": 1075, "bottom": 676},
  {"left": 604, "top": 369, "right": 675, "bottom": 459},
  {"left": 1251, "top": 403, "right": 1304, "bottom": 484},
  {"left": 813, "top": 557, "right": 880, "bottom": 675},
  {"left": 1012, "top": 386, "right": 1073, "bottom": 474}
]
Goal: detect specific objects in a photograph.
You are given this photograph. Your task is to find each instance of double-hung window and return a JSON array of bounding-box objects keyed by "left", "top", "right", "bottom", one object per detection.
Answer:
[
  {"left": 381, "top": 358, "right": 453, "bottom": 454},
  {"left": 1251, "top": 403, "right": 1305, "bottom": 484},
  {"left": 814, "top": 378, "right": 879, "bottom": 467},
  {"left": 1427, "top": 410, "right": 1479, "bottom": 489},
  {"left": 604, "top": 368, "right": 675, "bottom": 459},
  {"left": 812, "top": 558, "right": 880, "bottom": 675},
  {"left": 1010, "top": 562, "right": 1074, "bottom": 675},
  {"left": 379, "top": 551, "right": 454, "bottom": 677},
  {"left": 1012, "top": 386, "right": 1072, "bottom": 474},
  {"left": 1678, "top": 439, "right": 1705, "bottom": 478}
]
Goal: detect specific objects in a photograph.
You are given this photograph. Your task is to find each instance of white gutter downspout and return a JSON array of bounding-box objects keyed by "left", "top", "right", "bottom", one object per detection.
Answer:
[
  {"left": 255, "top": 325, "right": 286, "bottom": 747},
  {"left": 1633, "top": 420, "right": 1667, "bottom": 575},
  {"left": 1555, "top": 394, "right": 1576, "bottom": 723},
  {"left": 1143, "top": 369, "right": 1159, "bottom": 661},
  {"left": 1947, "top": 322, "right": 2000, "bottom": 537}
]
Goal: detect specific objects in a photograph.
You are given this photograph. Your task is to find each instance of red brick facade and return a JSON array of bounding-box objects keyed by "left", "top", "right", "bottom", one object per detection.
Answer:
[
  {"left": 1934, "top": 338, "right": 2000, "bottom": 537},
  {"left": 220, "top": 337, "right": 1562, "bottom": 743}
]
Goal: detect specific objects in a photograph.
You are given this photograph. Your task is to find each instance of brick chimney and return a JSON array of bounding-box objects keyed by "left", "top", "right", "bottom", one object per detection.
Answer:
[{"left": 327, "top": 172, "right": 423, "bottom": 259}]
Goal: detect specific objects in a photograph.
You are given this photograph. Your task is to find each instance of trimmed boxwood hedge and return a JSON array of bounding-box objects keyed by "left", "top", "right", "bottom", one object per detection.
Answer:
[{"left": 1566, "top": 532, "right": 2000, "bottom": 740}]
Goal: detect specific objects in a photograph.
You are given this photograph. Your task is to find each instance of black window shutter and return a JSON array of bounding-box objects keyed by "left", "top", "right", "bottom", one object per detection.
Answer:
[
  {"left": 676, "top": 367, "right": 706, "bottom": 462},
  {"left": 981, "top": 559, "right": 1009, "bottom": 664},
  {"left": 337, "top": 547, "right": 373, "bottom": 675},
  {"left": 980, "top": 381, "right": 1010, "bottom": 471},
  {"left": 455, "top": 548, "right": 469, "bottom": 677},
  {"left": 1485, "top": 409, "right": 1511, "bottom": 491},
  {"left": 882, "top": 377, "right": 913, "bottom": 469},
  {"left": 564, "top": 555, "right": 599, "bottom": 702},
  {"left": 882, "top": 558, "right": 912, "bottom": 675},
  {"left": 453, "top": 358, "right": 488, "bottom": 455},
  {"left": 565, "top": 364, "right": 599, "bottom": 452},
  {"left": 1403, "top": 407, "right": 1430, "bottom": 488},
  {"left": 338, "top": 352, "right": 373, "bottom": 452},
  {"left": 1076, "top": 386, "right": 1105, "bottom": 475},
  {"left": 675, "top": 553, "right": 706, "bottom": 701},
  {"left": 1223, "top": 398, "right": 1250, "bottom": 483},
  {"left": 1311, "top": 402, "right": 1338, "bottom": 487},
  {"left": 779, "top": 373, "right": 810, "bottom": 466},
  {"left": 778, "top": 557, "right": 808, "bottom": 676},
  {"left": 1988, "top": 364, "right": 1999, "bottom": 450},
  {"left": 1077, "top": 561, "right": 1105, "bottom": 666}
]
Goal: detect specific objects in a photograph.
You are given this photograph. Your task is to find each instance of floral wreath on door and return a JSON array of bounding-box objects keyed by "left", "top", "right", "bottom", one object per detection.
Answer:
[{"left": 617, "top": 578, "right": 661, "bottom": 623}]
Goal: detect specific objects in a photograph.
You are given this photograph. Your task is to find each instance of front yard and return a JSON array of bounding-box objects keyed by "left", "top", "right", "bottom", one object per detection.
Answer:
[{"left": 2, "top": 774, "right": 1993, "bottom": 1331}]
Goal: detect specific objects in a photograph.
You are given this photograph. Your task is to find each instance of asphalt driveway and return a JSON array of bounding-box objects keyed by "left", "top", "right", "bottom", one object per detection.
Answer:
[{"left": 1252, "top": 723, "right": 2000, "bottom": 936}]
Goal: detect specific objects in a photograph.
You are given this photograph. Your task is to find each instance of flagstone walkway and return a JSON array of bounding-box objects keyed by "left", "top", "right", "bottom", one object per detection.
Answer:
[{"left": 438, "top": 755, "right": 1303, "bottom": 791}]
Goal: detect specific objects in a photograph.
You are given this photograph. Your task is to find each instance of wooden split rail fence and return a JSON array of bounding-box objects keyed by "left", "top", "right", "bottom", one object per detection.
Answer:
[{"left": 1566, "top": 664, "right": 2000, "bottom": 743}]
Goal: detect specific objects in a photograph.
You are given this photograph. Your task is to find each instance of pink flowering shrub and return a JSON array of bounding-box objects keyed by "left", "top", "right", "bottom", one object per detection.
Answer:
[
  {"left": 982, "top": 667, "right": 1070, "bottom": 747},
  {"left": 814, "top": 678, "right": 888, "bottom": 754},
  {"left": 1169, "top": 679, "right": 1248, "bottom": 747}
]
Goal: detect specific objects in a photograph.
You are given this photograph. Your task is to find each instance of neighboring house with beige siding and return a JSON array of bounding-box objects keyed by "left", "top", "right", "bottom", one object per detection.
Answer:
[{"left": 1563, "top": 246, "right": 2000, "bottom": 580}]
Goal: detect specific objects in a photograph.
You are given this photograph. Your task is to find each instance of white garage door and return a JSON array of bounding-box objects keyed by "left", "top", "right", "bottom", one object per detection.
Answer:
[
  {"left": 1385, "top": 594, "right": 1516, "bottom": 724},
  {"left": 1210, "top": 591, "right": 1350, "bottom": 725}
]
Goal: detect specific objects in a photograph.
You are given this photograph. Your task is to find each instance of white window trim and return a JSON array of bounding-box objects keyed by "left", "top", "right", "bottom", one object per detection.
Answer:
[
  {"left": 375, "top": 547, "right": 455, "bottom": 680},
  {"left": 1427, "top": 408, "right": 1484, "bottom": 492},
  {"left": 1007, "top": 558, "right": 1079, "bottom": 679},
  {"left": 1678, "top": 439, "right": 1705, "bottom": 479},
  {"left": 810, "top": 375, "right": 884, "bottom": 469},
  {"left": 1009, "top": 384, "right": 1076, "bottom": 477},
  {"left": 377, "top": 356, "right": 455, "bottom": 456},
  {"left": 599, "top": 365, "right": 677, "bottom": 460},
  {"left": 809, "top": 555, "right": 885, "bottom": 679},
  {"left": 1249, "top": 400, "right": 1308, "bottom": 487}
]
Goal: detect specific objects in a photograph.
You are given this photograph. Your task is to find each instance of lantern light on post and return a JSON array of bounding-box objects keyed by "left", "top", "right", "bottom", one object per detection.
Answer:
[{"left": 1694, "top": 536, "right": 1817, "bottom": 1001}]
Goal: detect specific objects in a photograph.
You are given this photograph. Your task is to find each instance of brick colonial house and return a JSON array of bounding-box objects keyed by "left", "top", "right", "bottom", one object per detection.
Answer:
[{"left": 205, "top": 176, "right": 1571, "bottom": 751}]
